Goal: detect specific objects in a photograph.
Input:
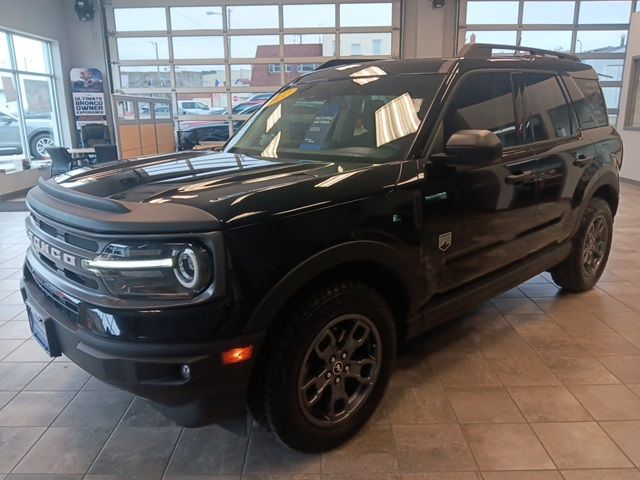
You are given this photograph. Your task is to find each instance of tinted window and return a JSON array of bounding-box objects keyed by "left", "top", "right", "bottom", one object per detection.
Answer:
[
  {"left": 564, "top": 77, "right": 609, "bottom": 129},
  {"left": 443, "top": 72, "right": 517, "bottom": 147},
  {"left": 522, "top": 73, "right": 575, "bottom": 143}
]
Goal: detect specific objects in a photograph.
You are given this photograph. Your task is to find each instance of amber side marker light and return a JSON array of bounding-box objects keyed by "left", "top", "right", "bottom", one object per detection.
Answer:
[{"left": 222, "top": 346, "right": 254, "bottom": 365}]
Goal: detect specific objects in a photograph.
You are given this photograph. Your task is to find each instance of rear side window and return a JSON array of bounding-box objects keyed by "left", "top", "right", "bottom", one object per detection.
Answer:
[
  {"left": 442, "top": 72, "right": 518, "bottom": 147},
  {"left": 565, "top": 77, "right": 609, "bottom": 129},
  {"left": 521, "top": 73, "right": 576, "bottom": 143}
]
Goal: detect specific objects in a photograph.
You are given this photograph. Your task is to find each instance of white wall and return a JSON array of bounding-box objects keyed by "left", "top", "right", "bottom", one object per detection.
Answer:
[
  {"left": 619, "top": 13, "right": 640, "bottom": 182},
  {"left": 402, "top": 0, "right": 457, "bottom": 58}
]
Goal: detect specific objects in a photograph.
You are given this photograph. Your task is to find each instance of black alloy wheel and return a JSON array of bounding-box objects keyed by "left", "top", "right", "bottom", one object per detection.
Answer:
[
  {"left": 582, "top": 214, "right": 609, "bottom": 276},
  {"left": 297, "top": 314, "right": 381, "bottom": 426}
]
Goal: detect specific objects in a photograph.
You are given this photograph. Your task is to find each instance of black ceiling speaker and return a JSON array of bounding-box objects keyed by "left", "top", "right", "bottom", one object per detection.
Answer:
[
  {"left": 75, "top": 0, "right": 95, "bottom": 21},
  {"left": 432, "top": 0, "right": 446, "bottom": 7}
]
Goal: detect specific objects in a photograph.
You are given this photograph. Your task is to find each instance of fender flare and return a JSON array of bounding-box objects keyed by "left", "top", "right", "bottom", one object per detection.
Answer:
[
  {"left": 243, "top": 240, "right": 421, "bottom": 333},
  {"left": 582, "top": 169, "right": 620, "bottom": 213},
  {"left": 27, "top": 128, "right": 53, "bottom": 142},
  {"left": 568, "top": 169, "right": 619, "bottom": 238}
]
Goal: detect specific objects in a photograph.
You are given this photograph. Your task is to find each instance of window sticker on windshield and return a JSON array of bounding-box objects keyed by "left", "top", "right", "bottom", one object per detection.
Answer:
[
  {"left": 375, "top": 93, "right": 421, "bottom": 148},
  {"left": 300, "top": 104, "right": 340, "bottom": 151},
  {"left": 265, "top": 87, "right": 298, "bottom": 107}
]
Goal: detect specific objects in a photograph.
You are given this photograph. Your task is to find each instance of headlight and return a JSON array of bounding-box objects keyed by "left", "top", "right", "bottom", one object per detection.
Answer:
[{"left": 81, "top": 242, "right": 212, "bottom": 299}]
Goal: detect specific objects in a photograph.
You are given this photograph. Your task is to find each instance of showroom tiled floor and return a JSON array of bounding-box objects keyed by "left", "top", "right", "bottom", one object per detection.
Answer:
[{"left": 0, "top": 186, "right": 640, "bottom": 479}]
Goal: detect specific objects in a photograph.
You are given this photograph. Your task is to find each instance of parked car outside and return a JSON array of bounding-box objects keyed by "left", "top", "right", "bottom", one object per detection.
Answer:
[
  {"left": 0, "top": 111, "right": 55, "bottom": 159},
  {"left": 178, "top": 100, "right": 217, "bottom": 115},
  {"left": 178, "top": 103, "right": 262, "bottom": 148}
]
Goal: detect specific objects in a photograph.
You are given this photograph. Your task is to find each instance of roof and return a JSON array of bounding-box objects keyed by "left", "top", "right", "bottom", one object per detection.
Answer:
[{"left": 300, "top": 44, "right": 596, "bottom": 83}]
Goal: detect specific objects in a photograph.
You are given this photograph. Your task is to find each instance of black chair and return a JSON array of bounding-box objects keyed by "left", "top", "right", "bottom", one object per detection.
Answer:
[
  {"left": 46, "top": 147, "right": 88, "bottom": 176},
  {"left": 93, "top": 144, "right": 119, "bottom": 164},
  {"left": 80, "top": 123, "right": 111, "bottom": 147}
]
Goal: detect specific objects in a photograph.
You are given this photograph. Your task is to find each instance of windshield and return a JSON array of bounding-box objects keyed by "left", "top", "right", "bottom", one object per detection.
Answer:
[{"left": 226, "top": 72, "right": 444, "bottom": 163}]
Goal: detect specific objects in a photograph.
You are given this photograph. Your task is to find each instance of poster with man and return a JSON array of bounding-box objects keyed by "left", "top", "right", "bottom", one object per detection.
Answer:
[{"left": 70, "top": 68, "right": 107, "bottom": 140}]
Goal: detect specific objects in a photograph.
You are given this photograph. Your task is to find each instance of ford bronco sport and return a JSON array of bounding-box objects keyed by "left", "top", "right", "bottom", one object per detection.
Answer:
[{"left": 21, "top": 44, "right": 621, "bottom": 452}]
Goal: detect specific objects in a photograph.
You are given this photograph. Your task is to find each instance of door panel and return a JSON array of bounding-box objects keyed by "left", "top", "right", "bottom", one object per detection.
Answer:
[
  {"left": 423, "top": 148, "right": 546, "bottom": 293},
  {"left": 420, "top": 71, "right": 542, "bottom": 293}
]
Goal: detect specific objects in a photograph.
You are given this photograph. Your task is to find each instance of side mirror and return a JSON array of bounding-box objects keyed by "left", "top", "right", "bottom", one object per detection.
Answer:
[
  {"left": 443, "top": 129, "right": 503, "bottom": 163},
  {"left": 1, "top": 116, "right": 12, "bottom": 125}
]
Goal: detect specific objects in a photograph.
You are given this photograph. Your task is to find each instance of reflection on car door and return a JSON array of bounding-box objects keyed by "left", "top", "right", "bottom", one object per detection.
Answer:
[{"left": 419, "top": 71, "right": 544, "bottom": 293}]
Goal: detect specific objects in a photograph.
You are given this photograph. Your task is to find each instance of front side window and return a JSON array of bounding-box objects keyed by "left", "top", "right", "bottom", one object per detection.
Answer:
[
  {"left": 565, "top": 77, "right": 609, "bottom": 129},
  {"left": 441, "top": 72, "right": 518, "bottom": 147},
  {"left": 226, "top": 73, "right": 444, "bottom": 163},
  {"left": 522, "top": 73, "right": 576, "bottom": 143}
]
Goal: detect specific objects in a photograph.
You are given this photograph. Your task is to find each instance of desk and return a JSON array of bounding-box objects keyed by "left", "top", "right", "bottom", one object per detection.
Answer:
[
  {"left": 193, "top": 142, "right": 223, "bottom": 151},
  {"left": 67, "top": 147, "right": 95, "bottom": 158}
]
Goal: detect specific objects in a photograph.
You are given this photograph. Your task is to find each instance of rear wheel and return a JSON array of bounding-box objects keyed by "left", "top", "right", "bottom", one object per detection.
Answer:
[
  {"left": 29, "top": 133, "right": 54, "bottom": 159},
  {"left": 254, "top": 280, "right": 395, "bottom": 452},
  {"left": 551, "top": 197, "right": 613, "bottom": 292}
]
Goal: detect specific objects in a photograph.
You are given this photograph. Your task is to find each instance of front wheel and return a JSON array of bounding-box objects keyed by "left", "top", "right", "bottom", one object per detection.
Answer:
[
  {"left": 551, "top": 197, "right": 613, "bottom": 292},
  {"left": 255, "top": 280, "right": 396, "bottom": 452}
]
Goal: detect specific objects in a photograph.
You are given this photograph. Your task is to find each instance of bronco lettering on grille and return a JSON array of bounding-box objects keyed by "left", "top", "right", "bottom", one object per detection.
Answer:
[{"left": 27, "top": 230, "right": 77, "bottom": 267}]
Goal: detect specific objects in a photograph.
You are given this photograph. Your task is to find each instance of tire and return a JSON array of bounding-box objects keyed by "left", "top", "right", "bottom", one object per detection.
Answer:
[
  {"left": 29, "top": 132, "right": 54, "bottom": 160},
  {"left": 550, "top": 197, "right": 613, "bottom": 292},
  {"left": 254, "top": 280, "right": 396, "bottom": 452}
]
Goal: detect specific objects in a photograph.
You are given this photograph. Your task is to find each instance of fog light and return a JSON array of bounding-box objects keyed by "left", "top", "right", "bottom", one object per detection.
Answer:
[
  {"left": 180, "top": 364, "right": 191, "bottom": 380},
  {"left": 222, "top": 346, "right": 254, "bottom": 365}
]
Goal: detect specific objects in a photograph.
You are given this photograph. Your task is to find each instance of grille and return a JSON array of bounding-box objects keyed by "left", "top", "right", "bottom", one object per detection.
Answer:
[
  {"left": 27, "top": 265, "right": 79, "bottom": 323},
  {"left": 33, "top": 216, "right": 99, "bottom": 252},
  {"left": 28, "top": 212, "right": 105, "bottom": 293}
]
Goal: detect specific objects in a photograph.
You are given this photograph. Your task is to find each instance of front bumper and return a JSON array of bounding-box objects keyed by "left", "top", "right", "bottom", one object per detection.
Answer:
[{"left": 21, "top": 261, "right": 263, "bottom": 427}]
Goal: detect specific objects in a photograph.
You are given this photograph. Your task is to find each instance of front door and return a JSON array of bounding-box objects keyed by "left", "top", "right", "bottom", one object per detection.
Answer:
[{"left": 418, "top": 71, "right": 544, "bottom": 294}]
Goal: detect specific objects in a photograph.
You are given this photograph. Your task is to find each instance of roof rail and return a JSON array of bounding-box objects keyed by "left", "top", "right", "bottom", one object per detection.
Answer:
[
  {"left": 458, "top": 43, "right": 581, "bottom": 62},
  {"left": 315, "top": 58, "right": 379, "bottom": 70}
]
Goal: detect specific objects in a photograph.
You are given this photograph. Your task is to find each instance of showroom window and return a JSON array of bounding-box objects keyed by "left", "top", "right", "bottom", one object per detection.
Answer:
[
  {"left": 0, "top": 29, "right": 62, "bottom": 171},
  {"left": 106, "top": 0, "right": 400, "bottom": 144},
  {"left": 461, "top": 0, "right": 636, "bottom": 125}
]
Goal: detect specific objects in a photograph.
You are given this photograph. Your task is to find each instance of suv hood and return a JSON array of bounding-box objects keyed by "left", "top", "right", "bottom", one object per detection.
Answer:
[{"left": 47, "top": 150, "right": 400, "bottom": 229}]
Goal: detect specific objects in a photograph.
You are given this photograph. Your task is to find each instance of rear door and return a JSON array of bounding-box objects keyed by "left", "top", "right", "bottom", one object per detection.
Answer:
[{"left": 518, "top": 72, "right": 596, "bottom": 247}]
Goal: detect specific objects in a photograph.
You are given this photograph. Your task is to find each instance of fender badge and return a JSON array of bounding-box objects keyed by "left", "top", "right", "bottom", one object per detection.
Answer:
[{"left": 439, "top": 232, "right": 452, "bottom": 252}]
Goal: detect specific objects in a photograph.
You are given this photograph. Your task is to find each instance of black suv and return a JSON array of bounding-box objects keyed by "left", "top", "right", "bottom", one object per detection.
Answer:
[{"left": 21, "top": 44, "right": 621, "bottom": 452}]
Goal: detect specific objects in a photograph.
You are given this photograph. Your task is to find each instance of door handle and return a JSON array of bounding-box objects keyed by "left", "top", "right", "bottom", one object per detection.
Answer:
[
  {"left": 505, "top": 170, "right": 534, "bottom": 184},
  {"left": 573, "top": 153, "right": 594, "bottom": 167}
]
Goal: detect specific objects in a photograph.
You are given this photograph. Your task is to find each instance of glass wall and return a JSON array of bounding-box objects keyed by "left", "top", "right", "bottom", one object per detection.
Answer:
[
  {"left": 0, "top": 30, "right": 61, "bottom": 172},
  {"left": 461, "top": 0, "right": 636, "bottom": 124},
  {"left": 106, "top": 1, "right": 399, "bottom": 145}
]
